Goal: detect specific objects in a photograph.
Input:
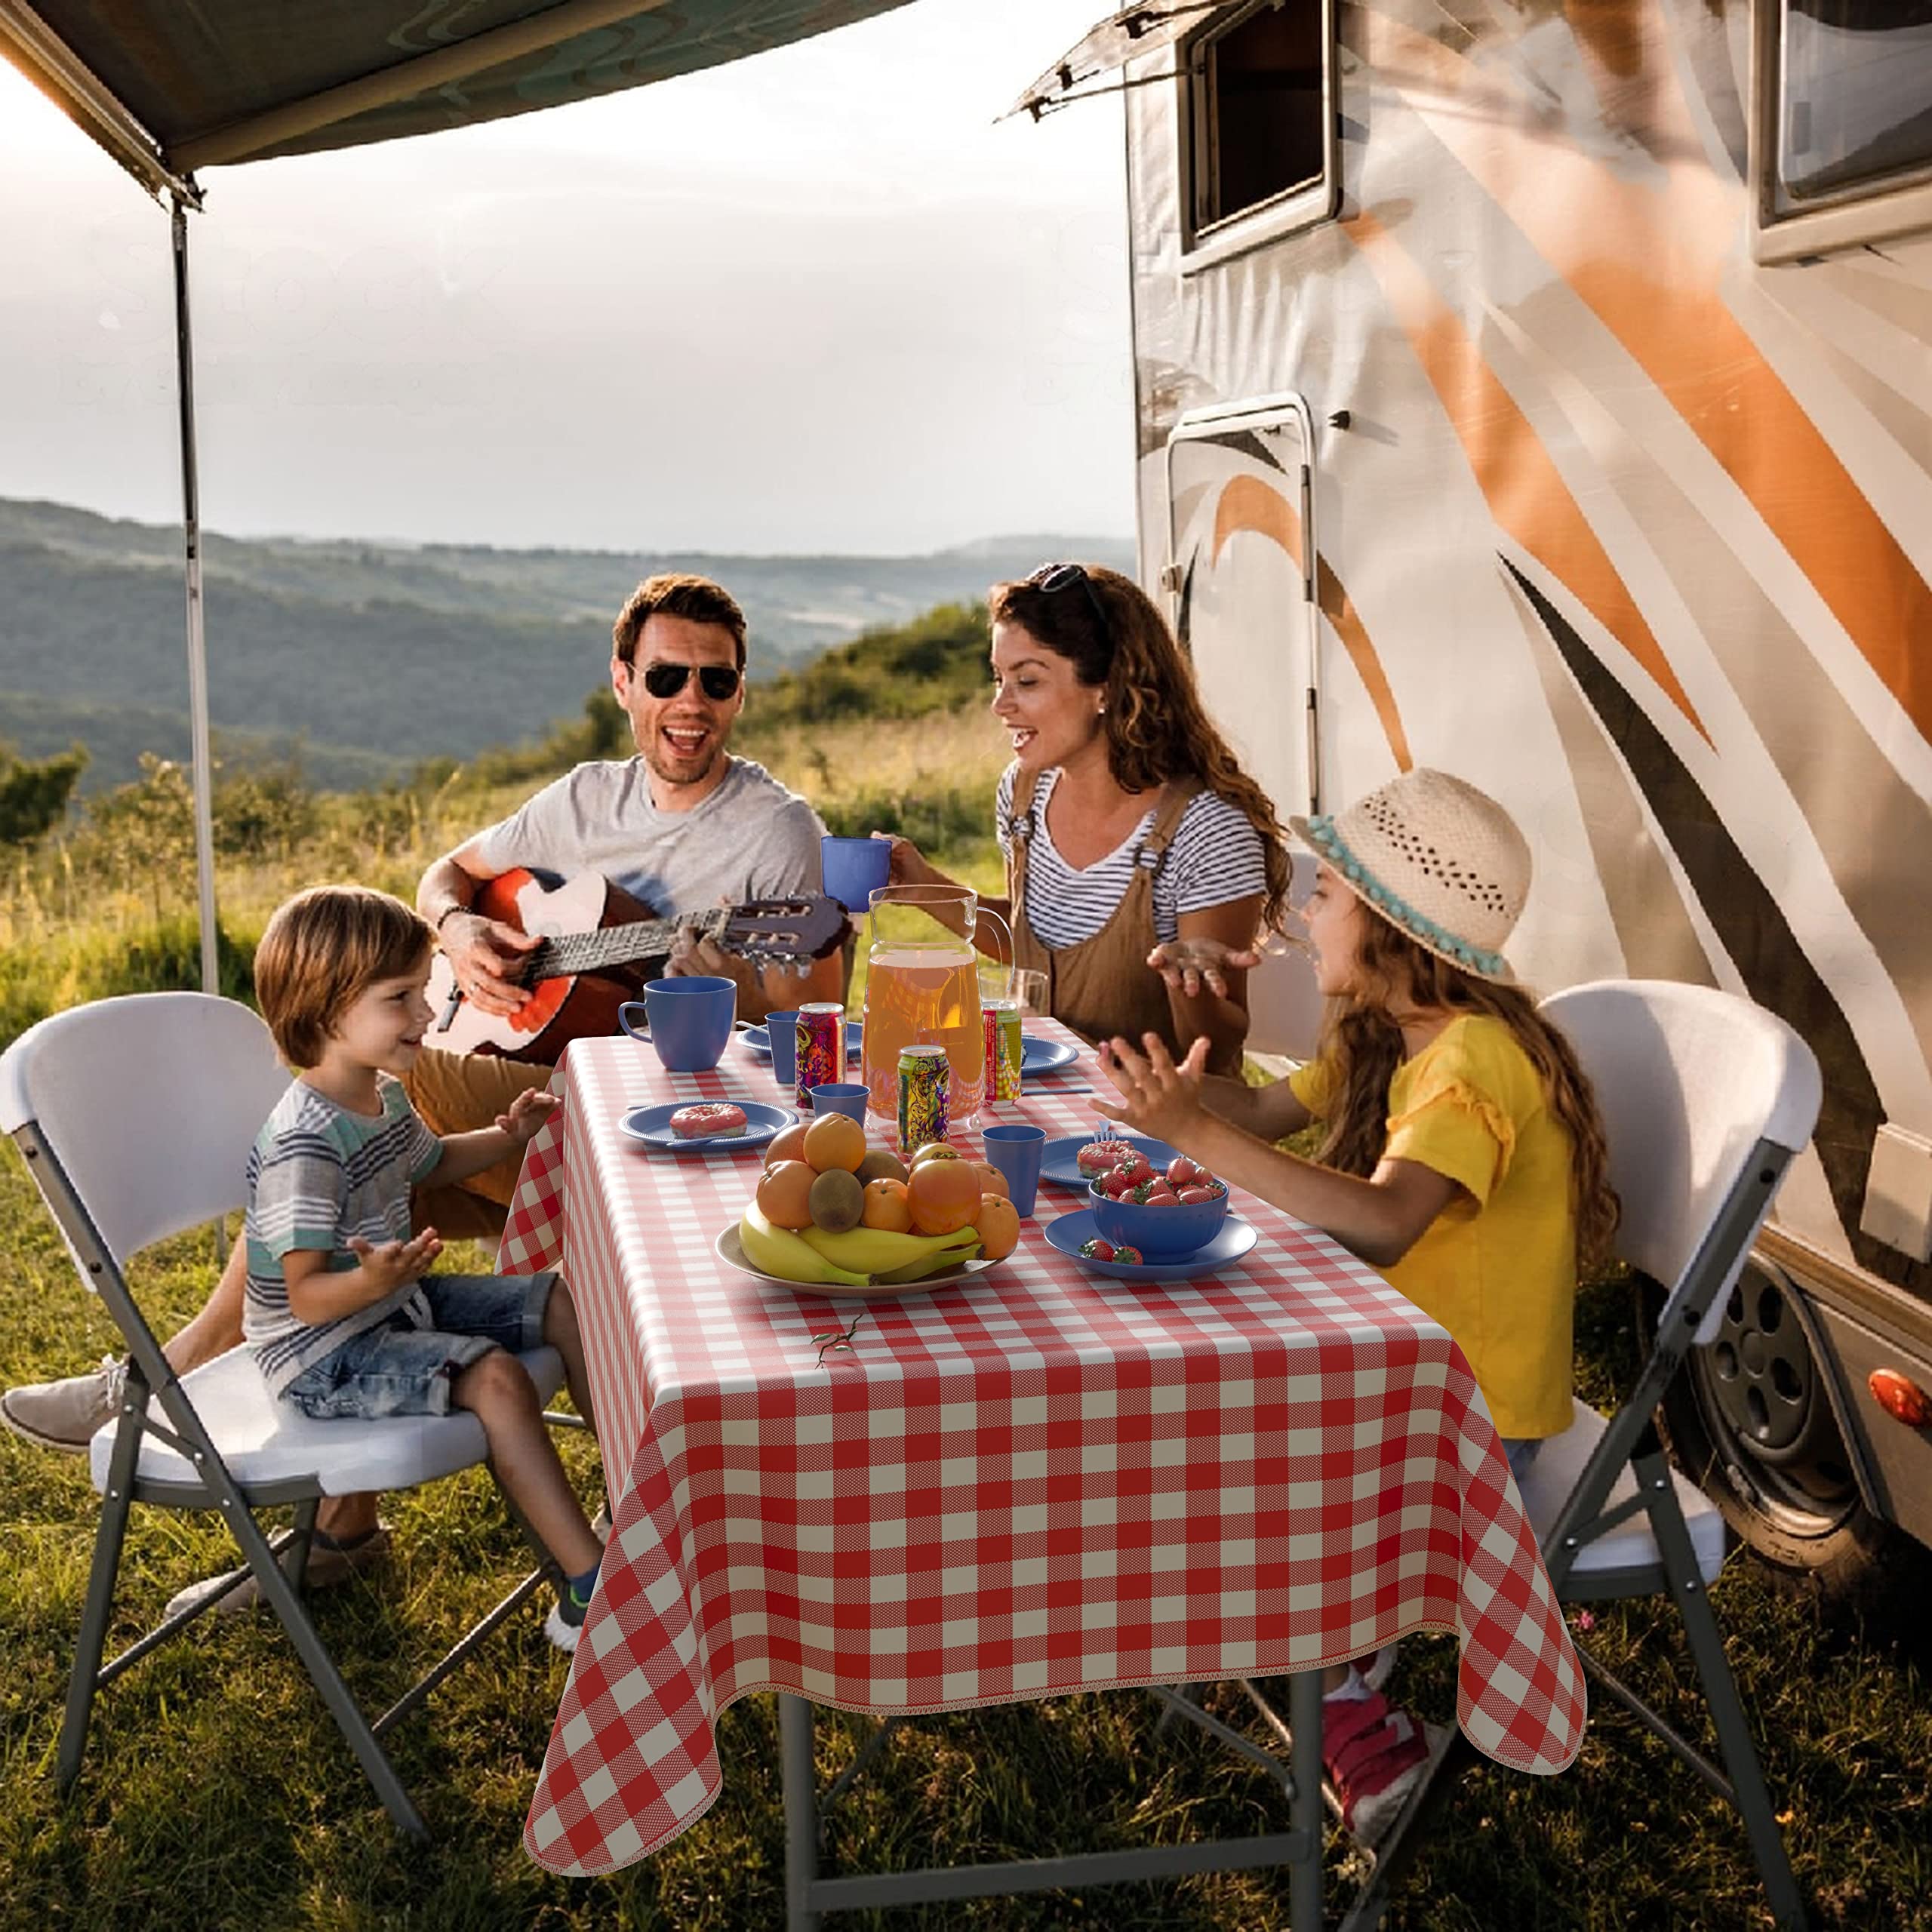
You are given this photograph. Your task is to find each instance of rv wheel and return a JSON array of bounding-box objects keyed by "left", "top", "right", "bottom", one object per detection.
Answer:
[{"left": 1641, "top": 1256, "right": 1900, "bottom": 1617}]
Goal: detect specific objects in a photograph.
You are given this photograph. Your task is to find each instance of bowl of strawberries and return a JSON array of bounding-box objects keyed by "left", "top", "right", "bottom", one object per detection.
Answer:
[{"left": 1086, "top": 1146, "right": 1229, "bottom": 1260}]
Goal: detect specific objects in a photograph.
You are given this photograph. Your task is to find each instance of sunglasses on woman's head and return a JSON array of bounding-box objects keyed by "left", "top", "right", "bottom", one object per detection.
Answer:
[
  {"left": 635, "top": 661, "right": 742, "bottom": 700},
  {"left": 1029, "top": 561, "right": 1113, "bottom": 650}
]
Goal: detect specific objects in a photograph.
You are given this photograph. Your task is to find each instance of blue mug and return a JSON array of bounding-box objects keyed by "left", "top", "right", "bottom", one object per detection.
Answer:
[
  {"left": 619, "top": 977, "right": 737, "bottom": 1073},
  {"left": 820, "top": 835, "right": 893, "bottom": 915}
]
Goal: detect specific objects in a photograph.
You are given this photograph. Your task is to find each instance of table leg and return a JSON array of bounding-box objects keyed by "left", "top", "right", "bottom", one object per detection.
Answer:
[
  {"left": 780, "top": 1693, "right": 821, "bottom": 1932},
  {"left": 1290, "top": 1669, "right": 1324, "bottom": 1932}
]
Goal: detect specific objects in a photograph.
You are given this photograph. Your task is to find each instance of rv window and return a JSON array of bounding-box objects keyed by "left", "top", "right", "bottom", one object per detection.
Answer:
[
  {"left": 1778, "top": 2, "right": 1932, "bottom": 206},
  {"left": 1187, "top": 2, "right": 1334, "bottom": 251}
]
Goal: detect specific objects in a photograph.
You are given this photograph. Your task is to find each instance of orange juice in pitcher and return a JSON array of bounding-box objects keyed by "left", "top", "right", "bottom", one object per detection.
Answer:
[{"left": 859, "top": 885, "right": 1009, "bottom": 1127}]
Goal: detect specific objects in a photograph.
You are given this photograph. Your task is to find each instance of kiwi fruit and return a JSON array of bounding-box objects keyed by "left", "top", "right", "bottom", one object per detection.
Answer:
[
  {"left": 808, "top": 1168, "right": 866, "bottom": 1233},
  {"left": 855, "top": 1148, "right": 909, "bottom": 1186}
]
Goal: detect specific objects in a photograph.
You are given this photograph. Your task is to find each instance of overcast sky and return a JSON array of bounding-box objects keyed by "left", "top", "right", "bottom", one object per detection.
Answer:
[{"left": 0, "top": 0, "right": 1134, "bottom": 555}]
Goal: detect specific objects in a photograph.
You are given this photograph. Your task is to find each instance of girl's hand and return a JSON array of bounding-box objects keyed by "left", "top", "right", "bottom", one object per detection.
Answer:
[
  {"left": 495, "top": 1088, "right": 560, "bottom": 1143},
  {"left": 872, "top": 831, "right": 932, "bottom": 887},
  {"left": 346, "top": 1228, "right": 442, "bottom": 1292},
  {"left": 1096, "top": 1032, "right": 1212, "bottom": 1141},
  {"left": 1146, "top": 938, "right": 1262, "bottom": 999}
]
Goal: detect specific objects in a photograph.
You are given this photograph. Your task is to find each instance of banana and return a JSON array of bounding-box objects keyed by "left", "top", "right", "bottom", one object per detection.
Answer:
[
  {"left": 874, "top": 1237, "right": 984, "bottom": 1284},
  {"left": 798, "top": 1221, "right": 980, "bottom": 1274},
  {"left": 739, "top": 1204, "right": 869, "bottom": 1287}
]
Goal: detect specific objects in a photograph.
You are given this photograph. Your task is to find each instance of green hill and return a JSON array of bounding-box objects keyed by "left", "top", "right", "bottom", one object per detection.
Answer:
[{"left": 0, "top": 498, "right": 1133, "bottom": 787}]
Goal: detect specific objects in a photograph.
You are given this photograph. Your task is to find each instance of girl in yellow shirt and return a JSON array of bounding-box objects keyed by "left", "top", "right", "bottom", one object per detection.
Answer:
[{"left": 1097, "top": 766, "right": 1617, "bottom": 1847}]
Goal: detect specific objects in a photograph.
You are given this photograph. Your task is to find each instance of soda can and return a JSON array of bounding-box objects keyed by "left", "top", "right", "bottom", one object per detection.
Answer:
[
  {"left": 897, "top": 1044, "right": 950, "bottom": 1152},
  {"left": 983, "top": 999, "right": 1023, "bottom": 1102},
  {"left": 795, "top": 1002, "right": 845, "bottom": 1106}
]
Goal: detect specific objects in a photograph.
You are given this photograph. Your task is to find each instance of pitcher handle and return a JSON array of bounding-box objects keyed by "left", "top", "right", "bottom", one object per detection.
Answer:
[{"left": 977, "top": 906, "right": 1015, "bottom": 977}]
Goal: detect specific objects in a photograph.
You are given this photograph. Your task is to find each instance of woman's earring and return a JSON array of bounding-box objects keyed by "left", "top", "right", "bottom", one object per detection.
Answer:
[{"left": 1097, "top": 701, "right": 1107, "bottom": 715}]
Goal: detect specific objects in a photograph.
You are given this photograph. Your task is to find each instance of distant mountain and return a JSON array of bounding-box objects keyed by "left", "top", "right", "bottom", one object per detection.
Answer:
[{"left": 0, "top": 498, "right": 1135, "bottom": 789}]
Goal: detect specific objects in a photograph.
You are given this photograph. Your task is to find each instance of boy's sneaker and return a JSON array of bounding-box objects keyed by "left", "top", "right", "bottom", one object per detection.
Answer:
[
  {"left": 1321, "top": 1688, "right": 1433, "bottom": 1850},
  {"left": 163, "top": 1524, "right": 392, "bottom": 1621},
  {"left": 544, "top": 1584, "right": 591, "bottom": 1654},
  {"left": 1, "top": 1357, "right": 128, "bottom": 1452}
]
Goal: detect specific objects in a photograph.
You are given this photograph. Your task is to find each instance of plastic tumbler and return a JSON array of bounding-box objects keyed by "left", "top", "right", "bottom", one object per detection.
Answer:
[{"left": 980, "top": 1121, "right": 1046, "bottom": 1216}]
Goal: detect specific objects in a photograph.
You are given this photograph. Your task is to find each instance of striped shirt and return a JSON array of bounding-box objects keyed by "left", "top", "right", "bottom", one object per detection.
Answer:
[
  {"left": 996, "top": 764, "right": 1269, "bottom": 949},
  {"left": 242, "top": 1075, "right": 445, "bottom": 1395}
]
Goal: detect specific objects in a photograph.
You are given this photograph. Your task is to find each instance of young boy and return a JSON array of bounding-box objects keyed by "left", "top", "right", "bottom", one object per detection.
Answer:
[{"left": 245, "top": 883, "right": 605, "bottom": 1651}]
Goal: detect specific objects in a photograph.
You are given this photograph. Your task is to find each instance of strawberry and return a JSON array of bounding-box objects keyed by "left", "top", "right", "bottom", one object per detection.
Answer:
[
  {"left": 1177, "top": 1186, "right": 1217, "bottom": 1204},
  {"left": 1078, "top": 1237, "right": 1116, "bottom": 1261},
  {"left": 1128, "top": 1180, "right": 1160, "bottom": 1204},
  {"left": 1112, "top": 1152, "right": 1155, "bottom": 1186},
  {"left": 1112, "top": 1244, "right": 1145, "bottom": 1266},
  {"left": 1100, "top": 1169, "right": 1136, "bottom": 1198},
  {"left": 1167, "top": 1156, "right": 1203, "bottom": 1187}
]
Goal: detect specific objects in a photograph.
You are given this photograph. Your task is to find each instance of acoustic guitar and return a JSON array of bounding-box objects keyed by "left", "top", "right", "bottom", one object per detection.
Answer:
[{"left": 425, "top": 868, "right": 848, "bottom": 1063}]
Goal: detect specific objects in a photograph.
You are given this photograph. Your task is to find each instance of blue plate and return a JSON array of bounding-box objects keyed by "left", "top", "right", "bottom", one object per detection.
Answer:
[
  {"left": 1044, "top": 1208, "right": 1257, "bottom": 1283},
  {"left": 618, "top": 1100, "right": 794, "bottom": 1153},
  {"left": 740, "top": 1020, "right": 864, "bottom": 1060},
  {"left": 1020, "top": 1035, "right": 1080, "bottom": 1075},
  {"left": 1038, "top": 1133, "right": 1183, "bottom": 1191}
]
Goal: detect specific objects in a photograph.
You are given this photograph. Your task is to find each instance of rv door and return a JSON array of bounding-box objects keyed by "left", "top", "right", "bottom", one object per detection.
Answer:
[{"left": 1162, "top": 392, "right": 1323, "bottom": 1062}]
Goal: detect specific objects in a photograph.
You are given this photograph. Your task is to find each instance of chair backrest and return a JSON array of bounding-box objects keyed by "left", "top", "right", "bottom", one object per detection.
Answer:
[
  {"left": 1539, "top": 980, "right": 1822, "bottom": 1343},
  {"left": 0, "top": 992, "right": 289, "bottom": 1271},
  {"left": 1242, "top": 851, "right": 1324, "bottom": 1062}
]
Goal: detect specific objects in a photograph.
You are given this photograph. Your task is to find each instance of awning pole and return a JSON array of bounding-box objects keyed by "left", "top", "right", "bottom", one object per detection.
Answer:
[{"left": 171, "top": 192, "right": 220, "bottom": 996}]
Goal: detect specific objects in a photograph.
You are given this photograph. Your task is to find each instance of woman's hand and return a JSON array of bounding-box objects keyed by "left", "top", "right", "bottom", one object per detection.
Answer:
[
  {"left": 1146, "top": 937, "right": 1263, "bottom": 1000},
  {"left": 1096, "top": 1032, "right": 1212, "bottom": 1143}
]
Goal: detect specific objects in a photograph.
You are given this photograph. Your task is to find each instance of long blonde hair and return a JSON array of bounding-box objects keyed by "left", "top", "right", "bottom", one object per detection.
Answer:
[
  {"left": 1315, "top": 912, "right": 1620, "bottom": 1278},
  {"left": 989, "top": 565, "right": 1291, "bottom": 931}
]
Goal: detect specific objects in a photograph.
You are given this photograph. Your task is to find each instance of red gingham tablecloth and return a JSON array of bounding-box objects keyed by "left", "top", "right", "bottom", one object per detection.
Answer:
[{"left": 504, "top": 1027, "right": 1586, "bottom": 1875}]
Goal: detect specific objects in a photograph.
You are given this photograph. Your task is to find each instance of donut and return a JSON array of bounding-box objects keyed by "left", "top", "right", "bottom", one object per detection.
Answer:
[
  {"left": 669, "top": 1103, "right": 747, "bottom": 1140},
  {"left": 1076, "top": 1138, "right": 1137, "bottom": 1179}
]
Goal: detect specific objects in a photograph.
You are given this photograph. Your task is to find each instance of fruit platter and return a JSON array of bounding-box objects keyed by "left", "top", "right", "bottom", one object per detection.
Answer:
[{"left": 717, "top": 1111, "right": 1021, "bottom": 1296}]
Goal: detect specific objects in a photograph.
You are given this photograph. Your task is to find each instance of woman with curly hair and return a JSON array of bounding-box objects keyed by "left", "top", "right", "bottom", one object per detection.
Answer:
[{"left": 881, "top": 562, "right": 1290, "bottom": 1074}]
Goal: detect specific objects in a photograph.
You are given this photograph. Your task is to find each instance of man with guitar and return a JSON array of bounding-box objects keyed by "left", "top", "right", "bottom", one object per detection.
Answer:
[{"left": 3, "top": 572, "right": 845, "bottom": 1609}]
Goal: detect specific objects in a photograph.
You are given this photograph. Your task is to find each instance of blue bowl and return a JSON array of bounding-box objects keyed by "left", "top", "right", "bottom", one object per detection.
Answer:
[{"left": 1088, "top": 1177, "right": 1229, "bottom": 1260}]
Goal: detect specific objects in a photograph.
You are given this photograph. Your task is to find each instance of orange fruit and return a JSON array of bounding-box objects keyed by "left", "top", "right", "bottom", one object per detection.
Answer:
[
  {"left": 765, "top": 1119, "right": 812, "bottom": 1168},
  {"left": 801, "top": 1112, "right": 867, "bottom": 1174},
  {"left": 861, "top": 1177, "right": 913, "bottom": 1232},
  {"left": 909, "top": 1142, "right": 960, "bottom": 1168},
  {"left": 906, "top": 1155, "right": 981, "bottom": 1235},
  {"left": 971, "top": 1161, "right": 1009, "bottom": 1201},
  {"left": 972, "top": 1193, "right": 1021, "bottom": 1262},
  {"left": 755, "top": 1159, "right": 817, "bottom": 1231}
]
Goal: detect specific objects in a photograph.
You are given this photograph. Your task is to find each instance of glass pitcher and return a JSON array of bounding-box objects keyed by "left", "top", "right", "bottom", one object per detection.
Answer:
[{"left": 859, "top": 884, "right": 1012, "bottom": 1128}]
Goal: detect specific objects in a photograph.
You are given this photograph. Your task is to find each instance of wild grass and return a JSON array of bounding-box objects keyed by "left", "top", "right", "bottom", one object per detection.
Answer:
[{"left": 2, "top": 712, "right": 1929, "bottom": 1928}]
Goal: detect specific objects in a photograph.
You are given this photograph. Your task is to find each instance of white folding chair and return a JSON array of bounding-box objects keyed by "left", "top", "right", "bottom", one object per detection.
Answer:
[
  {"left": 1343, "top": 980, "right": 1819, "bottom": 1931},
  {"left": 0, "top": 992, "right": 567, "bottom": 1838}
]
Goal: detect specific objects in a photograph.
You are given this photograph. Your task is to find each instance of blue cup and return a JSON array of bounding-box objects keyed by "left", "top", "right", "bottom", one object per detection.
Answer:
[
  {"left": 764, "top": 1008, "right": 801, "bottom": 1091},
  {"left": 980, "top": 1121, "right": 1046, "bottom": 1217},
  {"left": 809, "top": 1082, "right": 870, "bottom": 1122},
  {"left": 820, "top": 835, "right": 893, "bottom": 914},
  {"left": 619, "top": 977, "right": 737, "bottom": 1073}
]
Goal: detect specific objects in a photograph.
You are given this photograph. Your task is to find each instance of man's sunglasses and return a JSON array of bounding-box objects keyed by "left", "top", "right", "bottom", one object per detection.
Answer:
[
  {"left": 634, "top": 661, "right": 742, "bottom": 700},
  {"left": 1029, "top": 561, "right": 1113, "bottom": 650}
]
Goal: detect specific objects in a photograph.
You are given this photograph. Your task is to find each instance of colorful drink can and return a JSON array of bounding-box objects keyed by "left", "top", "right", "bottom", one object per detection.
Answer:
[
  {"left": 795, "top": 1002, "right": 845, "bottom": 1106},
  {"left": 897, "top": 1044, "right": 951, "bottom": 1152},
  {"left": 982, "top": 998, "right": 1023, "bottom": 1102}
]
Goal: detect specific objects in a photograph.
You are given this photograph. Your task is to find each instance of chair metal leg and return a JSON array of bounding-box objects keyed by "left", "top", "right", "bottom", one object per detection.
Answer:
[
  {"left": 780, "top": 1694, "right": 823, "bottom": 1932},
  {"left": 57, "top": 1403, "right": 144, "bottom": 1792},
  {"left": 1635, "top": 1447, "right": 1809, "bottom": 1931}
]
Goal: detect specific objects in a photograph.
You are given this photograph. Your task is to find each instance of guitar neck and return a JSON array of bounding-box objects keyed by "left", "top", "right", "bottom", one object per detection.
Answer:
[{"left": 523, "top": 909, "right": 729, "bottom": 982}]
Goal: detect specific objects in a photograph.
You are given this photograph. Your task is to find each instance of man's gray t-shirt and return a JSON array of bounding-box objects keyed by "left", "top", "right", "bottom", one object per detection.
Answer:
[{"left": 470, "top": 754, "right": 826, "bottom": 921}]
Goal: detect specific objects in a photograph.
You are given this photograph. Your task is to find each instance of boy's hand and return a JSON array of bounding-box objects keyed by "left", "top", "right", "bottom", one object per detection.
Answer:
[
  {"left": 1096, "top": 1032, "right": 1212, "bottom": 1141},
  {"left": 495, "top": 1088, "right": 560, "bottom": 1143},
  {"left": 346, "top": 1228, "right": 442, "bottom": 1293},
  {"left": 1146, "top": 938, "right": 1261, "bottom": 999}
]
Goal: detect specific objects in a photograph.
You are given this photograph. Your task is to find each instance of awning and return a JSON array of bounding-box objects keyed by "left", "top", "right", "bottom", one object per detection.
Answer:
[
  {"left": 1003, "top": 0, "right": 1223, "bottom": 122},
  {"left": 2, "top": 0, "right": 912, "bottom": 199}
]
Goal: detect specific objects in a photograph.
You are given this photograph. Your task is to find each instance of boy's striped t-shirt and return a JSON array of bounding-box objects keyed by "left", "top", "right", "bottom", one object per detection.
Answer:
[{"left": 242, "top": 1075, "right": 445, "bottom": 1394}]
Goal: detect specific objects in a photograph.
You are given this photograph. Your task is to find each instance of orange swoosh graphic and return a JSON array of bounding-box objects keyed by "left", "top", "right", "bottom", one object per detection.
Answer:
[
  {"left": 1364, "top": 1, "right": 1932, "bottom": 743},
  {"left": 1211, "top": 474, "right": 1414, "bottom": 771},
  {"left": 1346, "top": 208, "right": 1708, "bottom": 737}
]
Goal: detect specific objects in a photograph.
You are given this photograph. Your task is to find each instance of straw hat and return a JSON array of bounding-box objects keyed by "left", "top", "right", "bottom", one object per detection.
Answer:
[{"left": 1289, "top": 769, "right": 1531, "bottom": 983}]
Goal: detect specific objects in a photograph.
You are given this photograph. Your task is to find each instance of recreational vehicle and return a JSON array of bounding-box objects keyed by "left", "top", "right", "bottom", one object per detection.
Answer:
[{"left": 1032, "top": 0, "right": 1932, "bottom": 1604}]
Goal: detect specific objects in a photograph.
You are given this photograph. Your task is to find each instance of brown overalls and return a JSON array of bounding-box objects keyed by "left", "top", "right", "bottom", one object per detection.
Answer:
[{"left": 1008, "top": 772, "right": 1239, "bottom": 1077}]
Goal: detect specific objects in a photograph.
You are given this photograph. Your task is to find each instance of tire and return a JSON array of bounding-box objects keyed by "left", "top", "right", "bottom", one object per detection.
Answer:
[{"left": 1639, "top": 1254, "right": 1912, "bottom": 1619}]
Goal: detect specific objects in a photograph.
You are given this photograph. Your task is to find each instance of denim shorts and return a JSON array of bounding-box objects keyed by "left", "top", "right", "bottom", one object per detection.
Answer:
[
  {"left": 281, "top": 1272, "right": 555, "bottom": 1422},
  {"left": 1503, "top": 1436, "right": 1542, "bottom": 1484}
]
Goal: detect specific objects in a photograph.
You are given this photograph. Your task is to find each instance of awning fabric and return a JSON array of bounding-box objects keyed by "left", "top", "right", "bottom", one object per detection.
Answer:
[{"left": 3, "top": 0, "right": 911, "bottom": 192}]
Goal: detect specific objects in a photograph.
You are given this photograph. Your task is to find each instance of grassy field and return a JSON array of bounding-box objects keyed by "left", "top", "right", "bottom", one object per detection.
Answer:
[{"left": 2, "top": 713, "right": 1930, "bottom": 1930}]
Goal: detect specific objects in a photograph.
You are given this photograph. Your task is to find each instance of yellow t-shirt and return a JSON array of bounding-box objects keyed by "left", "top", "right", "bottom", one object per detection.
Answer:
[{"left": 1288, "top": 1015, "right": 1577, "bottom": 1438}]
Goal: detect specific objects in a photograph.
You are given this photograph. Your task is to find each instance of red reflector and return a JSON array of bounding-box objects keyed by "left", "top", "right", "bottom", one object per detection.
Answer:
[{"left": 1868, "top": 1368, "right": 1931, "bottom": 1429}]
